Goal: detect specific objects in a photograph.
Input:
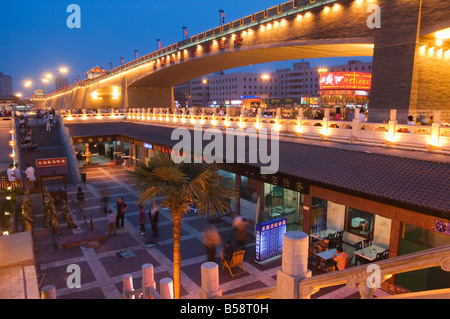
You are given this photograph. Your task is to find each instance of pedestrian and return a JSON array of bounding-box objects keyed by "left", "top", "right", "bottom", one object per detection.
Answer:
[
  {"left": 76, "top": 186, "right": 85, "bottom": 212},
  {"left": 14, "top": 164, "right": 21, "bottom": 180},
  {"left": 45, "top": 116, "right": 51, "bottom": 131},
  {"left": 85, "top": 149, "right": 92, "bottom": 166},
  {"left": 107, "top": 209, "right": 116, "bottom": 236},
  {"left": 149, "top": 203, "right": 160, "bottom": 237},
  {"left": 100, "top": 188, "right": 110, "bottom": 215},
  {"left": 139, "top": 204, "right": 146, "bottom": 235},
  {"left": 115, "top": 196, "right": 128, "bottom": 229},
  {"left": 233, "top": 216, "right": 248, "bottom": 250},
  {"left": 7, "top": 164, "right": 16, "bottom": 182},
  {"left": 202, "top": 225, "right": 222, "bottom": 262},
  {"left": 25, "top": 163, "right": 36, "bottom": 182},
  {"left": 220, "top": 240, "right": 235, "bottom": 263}
]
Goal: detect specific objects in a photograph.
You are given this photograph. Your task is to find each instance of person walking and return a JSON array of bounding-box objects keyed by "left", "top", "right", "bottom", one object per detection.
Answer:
[
  {"left": 115, "top": 197, "right": 128, "bottom": 229},
  {"left": 139, "top": 204, "right": 146, "bottom": 235},
  {"left": 7, "top": 164, "right": 16, "bottom": 182},
  {"left": 202, "top": 225, "right": 222, "bottom": 262},
  {"left": 107, "top": 209, "right": 116, "bottom": 236},
  {"left": 25, "top": 163, "right": 36, "bottom": 182},
  {"left": 149, "top": 203, "right": 160, "bottom": 238},
  {"left": 76, "top": 186, "right": 85, "bottom": 211},
  {"left": 233, "top": 216, "right": 248, "bottom": 250},
  {"left": 45, "top": 116, "right": 51, "bottom": 131}
]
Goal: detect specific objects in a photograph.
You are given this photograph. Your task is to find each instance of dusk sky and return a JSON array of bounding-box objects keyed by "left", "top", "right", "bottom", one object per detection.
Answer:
[{"left": 0, "top": 0, "right": 372, "bottom": 97}]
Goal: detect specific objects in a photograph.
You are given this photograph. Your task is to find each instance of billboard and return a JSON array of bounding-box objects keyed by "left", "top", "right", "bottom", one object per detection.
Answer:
[
  {"left": 255, "top": 217, "right": 287, "bottom": 262},
  {"left": 319, "top": 72, "right": 372, "bottom": 90}
]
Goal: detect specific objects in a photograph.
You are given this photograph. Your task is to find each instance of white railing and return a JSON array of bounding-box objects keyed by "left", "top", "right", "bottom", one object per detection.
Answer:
[{"left": 59, "top": 108, "right": 450, "bottom": 153}]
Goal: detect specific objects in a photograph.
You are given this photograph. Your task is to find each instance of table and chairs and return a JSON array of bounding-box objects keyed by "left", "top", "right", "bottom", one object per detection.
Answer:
[{"left": 353, "top": 244, "right": 388, "bottom": 265}]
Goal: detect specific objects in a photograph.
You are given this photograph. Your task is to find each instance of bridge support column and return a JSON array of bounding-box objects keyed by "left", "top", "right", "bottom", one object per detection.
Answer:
[
  {"left": 276, "top": 231, "right": 311, "bottom": 299},
  {"left": 369, "top": 0, "right": 450, "bottom": 123}
]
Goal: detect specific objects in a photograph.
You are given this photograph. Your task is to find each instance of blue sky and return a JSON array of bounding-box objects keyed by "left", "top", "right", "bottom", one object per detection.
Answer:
[{"left": 0, "top": 0, "right": 371, "bottom": 97}]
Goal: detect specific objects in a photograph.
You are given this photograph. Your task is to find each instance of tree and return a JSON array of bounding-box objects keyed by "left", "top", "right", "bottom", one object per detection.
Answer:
[{"left": 128, "top": 151, "right": 236, "bottom": 299}]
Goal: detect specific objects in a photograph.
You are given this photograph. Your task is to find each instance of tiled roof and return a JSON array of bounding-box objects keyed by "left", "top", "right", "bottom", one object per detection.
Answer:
[{"left": 66, "top": 122, "right": 450, "bottom": 218}]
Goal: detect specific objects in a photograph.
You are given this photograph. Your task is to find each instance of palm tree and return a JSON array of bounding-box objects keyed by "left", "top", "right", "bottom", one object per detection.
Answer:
[{"left": 128, "top": 151, "right": 236, "bottom": 299}]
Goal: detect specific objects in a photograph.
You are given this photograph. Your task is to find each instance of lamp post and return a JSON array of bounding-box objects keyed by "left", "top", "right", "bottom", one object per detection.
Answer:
[
  {"left": 42, "top": 78, "right": 49, "bottom": 94},
  {"left": 219, "top": 10, "right": 225, "bottom": 26},
  {"left": 135, "top": 50, "right": 139, "bottom": 59},
  {"left": 182, "top": 26, "right": 187, "bottom": 39},
  {"left": 156, "top": 39, "right": 161, "bottom": 50}
]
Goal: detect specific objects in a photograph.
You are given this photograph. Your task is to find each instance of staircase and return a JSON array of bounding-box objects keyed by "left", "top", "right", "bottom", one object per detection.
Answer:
[{"left": 18, "top": 118, "right": 74, "bottom": 186}]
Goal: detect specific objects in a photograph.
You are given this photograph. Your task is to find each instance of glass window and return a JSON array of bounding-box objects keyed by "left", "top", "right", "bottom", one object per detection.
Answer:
[
  {"left": 240, "top": 176, "right": 259, "bottom": 203},
  {"left": 345, "top": 207, "right": 374, "bottom": 239},
  {"left": 311, "top": 197, "right": 327, "bottom": 233},
  {"left": 262, "top": 183, "right": 301, "bottom": 231}
]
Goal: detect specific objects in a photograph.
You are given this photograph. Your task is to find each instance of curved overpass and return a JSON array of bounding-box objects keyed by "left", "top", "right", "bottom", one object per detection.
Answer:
[{"left": 43, "top": 0, "right": 450, "bottom": 122}]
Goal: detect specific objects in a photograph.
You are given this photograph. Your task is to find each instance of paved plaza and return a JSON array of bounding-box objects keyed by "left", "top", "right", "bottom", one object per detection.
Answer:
[{"left": 32, "top": 165, "right": 390, "bottom": 299}]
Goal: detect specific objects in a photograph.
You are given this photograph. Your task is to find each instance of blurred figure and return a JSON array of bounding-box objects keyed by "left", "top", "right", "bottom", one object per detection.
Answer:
[
  {"left": 149, "top": 202, "right": 160, "bottom": 238},
  {"left": 202, "top": 225, "right": 222, "bottom": 262},
  {"left": 100, "top": 187, "right": 110, "bottom": 215},
  {"left": 233, "top": 216, "right": 248, "bottom": 250}
]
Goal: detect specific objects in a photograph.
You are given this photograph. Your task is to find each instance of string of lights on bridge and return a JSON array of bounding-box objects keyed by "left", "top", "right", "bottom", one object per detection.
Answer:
[{"left": 40, "top": 0, "right": 449, "bottom": 101}]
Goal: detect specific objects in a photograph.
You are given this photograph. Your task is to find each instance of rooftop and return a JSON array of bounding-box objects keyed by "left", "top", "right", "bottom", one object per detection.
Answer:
[{"left": 66, "top": 122, "right": 450, "bottom": 219}]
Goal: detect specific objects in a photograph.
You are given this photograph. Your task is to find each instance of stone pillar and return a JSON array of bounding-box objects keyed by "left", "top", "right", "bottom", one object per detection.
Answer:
[
  {"left": 141, "top": 263, "right": 156, "bottom": 299},
  {"left": 276, "top": 231, "right": 311, "bottom": 299},
  {"left": 199, "top": 262, "right": 222, "bottom": 299},
  {"left": 41, "top": 285, "right": 56, "bottom": 299},
  {"left": 160, "top": 277, "right": 174, "bottom": 299},
  {"left": 122, "top": 274, "right": 134, "bottom": 299}
]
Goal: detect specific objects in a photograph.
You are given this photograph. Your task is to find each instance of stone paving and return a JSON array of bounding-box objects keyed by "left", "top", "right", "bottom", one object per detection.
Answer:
[{"left": 32, "top": 165, "right": 390, "bottom": 299}]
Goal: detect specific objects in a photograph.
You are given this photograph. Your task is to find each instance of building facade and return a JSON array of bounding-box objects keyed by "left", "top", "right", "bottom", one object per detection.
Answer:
[
  {"left": 0, "top": 72, "right": 13, "bottom": 96},
  {"left": 173, "top": 60, "right": 372, "bottom": 108}
]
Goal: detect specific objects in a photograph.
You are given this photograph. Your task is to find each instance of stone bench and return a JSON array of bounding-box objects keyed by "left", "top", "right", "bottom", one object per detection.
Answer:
[{"left": 54, "top": 231, "right": 107, "bottom": 250}]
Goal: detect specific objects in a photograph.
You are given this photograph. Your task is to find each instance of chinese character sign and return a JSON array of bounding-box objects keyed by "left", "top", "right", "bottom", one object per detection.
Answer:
[
  {"left": 434, "top": 220, "right": 450, "bottom": 236},
  {"left": 255, "top": 218, "right": 287, "bottom": 262},
  {"left": 319, "top": 72, "right": 372, "bottom": 90},
  {"left": 36, "top": 157, "right": 68, "bottom": 168}
]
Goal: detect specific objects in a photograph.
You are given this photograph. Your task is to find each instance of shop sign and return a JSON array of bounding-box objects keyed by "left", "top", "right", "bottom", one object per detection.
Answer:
[
  {"left": 434, "top": 219, "right": 450, "bottom": 236},
  {"left": 36, "top": 157, "right": 67, "bottom": 168},
  {"left": 144, "top": 143, "right": 152, "bottom": 149},
  {"left": 255, "top": 217, "right": 287, "bottom": 262}
]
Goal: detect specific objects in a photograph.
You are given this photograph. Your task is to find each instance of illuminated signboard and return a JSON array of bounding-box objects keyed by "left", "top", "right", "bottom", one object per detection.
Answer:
[
  {"left": 255, "top": 217, "right": 287, "bottom": 262},
  {"left": 319, "top": 72, "right": 372, "bottom": 90},
  {"left": 144, "top": 143, "right": 152, "bottom": 149},
  {"left": 36, "top": 157, "right": 67, "bottom": 168}
]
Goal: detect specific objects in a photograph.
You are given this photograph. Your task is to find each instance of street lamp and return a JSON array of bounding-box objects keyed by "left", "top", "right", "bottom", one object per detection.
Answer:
[
  {"left": 42, "top": 78, "right": 49, "bottom": 94},
  {"left": 219, "top": 10, "right": 225, "bottom": 26},
  {"left": 59, "top": 67, "right": 68, "bottom": 74}
]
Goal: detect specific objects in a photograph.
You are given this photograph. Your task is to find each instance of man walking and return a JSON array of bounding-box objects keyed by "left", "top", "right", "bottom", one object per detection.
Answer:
[
  {"left": 149, "top": 203, "right": 160, "bottom": 238},
  {"left": 115, "top": 196, "right": 128, "bottom": 229}
]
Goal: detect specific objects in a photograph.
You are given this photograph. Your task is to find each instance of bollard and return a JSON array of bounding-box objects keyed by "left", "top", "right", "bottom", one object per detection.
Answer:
[
  {"left": 141, "top": 264, "right": 156, "bottom": 299},
  {"left": 199, "top": 262, "right": 222, "bottom": 299},
  {"left": 122, "top": 274, "right": 134, "bottom": 299},
  {"left": 41, "top": 285, "right": 56, "bottom": 299},
  {"left": 276, "top": 231, "right": 311, "bottom": 299},
  {"left": 159, "top": 277, "right": 174, "bottom": 299}
]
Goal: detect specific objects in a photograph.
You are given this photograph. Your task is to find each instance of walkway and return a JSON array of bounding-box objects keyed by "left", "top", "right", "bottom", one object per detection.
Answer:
[{"left": 32, "top": 165, "right": 391, "bottom": 299}]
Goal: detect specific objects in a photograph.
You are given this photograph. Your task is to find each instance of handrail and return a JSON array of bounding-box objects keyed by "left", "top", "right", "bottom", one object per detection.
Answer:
[
  {"left": 213, "top": 244, "right": 450, "bottom": 299},
  {"left": 297, "top": 244, "right": 450, "bottom": 299},
  {"left": 60, "top": 108, "right": 450, "bottom": 154}
]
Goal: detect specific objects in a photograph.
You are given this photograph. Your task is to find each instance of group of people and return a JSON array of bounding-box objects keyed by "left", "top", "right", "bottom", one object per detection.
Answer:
[
  {"left": 0, "top": 109, "right": 12, "bottom": 117},
  {"left": 104, "top": 196, "right": 159, "bottom": 238},
  {"left": 5, "top": 163, "right": 36, "bottom": 183},
  {"left": 310, "top": 236, "right": 349, "bottom": 272},
  {"left": 19, "top": 120, "right": 38, "bottom": 153}
]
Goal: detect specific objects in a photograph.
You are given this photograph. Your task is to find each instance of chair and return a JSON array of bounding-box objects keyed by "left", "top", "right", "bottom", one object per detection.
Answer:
[
  {"left": 222, "top": 250, "right": 246, "bottom": 278},
  {"left": 345, "top": 255, "right": 354, "bottom": 268},
  {"left": 375, "top": 252, "right": 384, "bottom": 261},
  {"left": 363, "top": 239, "right": 371, "bottom": 248}
]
